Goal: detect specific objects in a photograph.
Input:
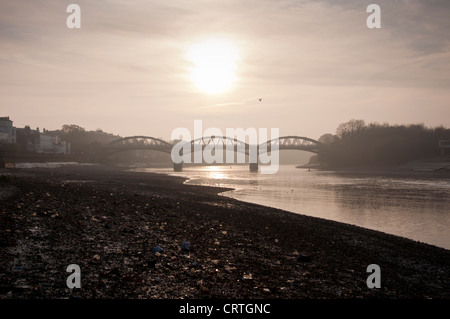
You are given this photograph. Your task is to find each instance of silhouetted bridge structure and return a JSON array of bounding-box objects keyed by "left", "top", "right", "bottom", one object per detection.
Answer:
[{"left": 104, "top": 135, "right": 322, "bottom": 172}]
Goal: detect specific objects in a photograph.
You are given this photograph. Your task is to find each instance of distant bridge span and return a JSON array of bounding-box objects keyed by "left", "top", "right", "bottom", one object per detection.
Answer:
[
  {"left": 105, "top": 136, "right": 173, "bottom": 154},
  {"left": 104, "top": 135, "right": 322, "bottom": 172},
  {"left": 261, "top": 136, "right": 321, "bottom": 153}
]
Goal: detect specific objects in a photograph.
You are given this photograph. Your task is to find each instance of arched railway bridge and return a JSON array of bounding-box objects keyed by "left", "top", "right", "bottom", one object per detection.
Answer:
[{"left": 104, "top": 135, "right": 322, "bottom": 172}]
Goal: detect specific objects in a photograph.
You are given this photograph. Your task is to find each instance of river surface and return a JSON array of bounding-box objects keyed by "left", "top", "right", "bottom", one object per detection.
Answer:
[{"left": 134, "top": 165, "right": 450, "bottom": 250}]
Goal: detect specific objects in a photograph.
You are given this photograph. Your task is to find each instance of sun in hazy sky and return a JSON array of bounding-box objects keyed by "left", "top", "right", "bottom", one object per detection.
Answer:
[
  {"left": 1, "top": 1, "right": 449, "bottom": 138},
  {"left": 186, "top": 39, "right": 240, "bottom": 95}
]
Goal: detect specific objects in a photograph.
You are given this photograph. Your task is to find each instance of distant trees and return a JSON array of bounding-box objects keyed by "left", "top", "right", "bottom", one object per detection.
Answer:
[
  {"left": 318, "top": 133, "right": 335, "bottom": 145},
  {"left": 335, "top": 119, "right": 366, "bottom": 139},
  {"left": 61, "top": 124, "right": 85, "bottom": 133},
  {"left": 318, "top": 120, "right": 450, "bottom": 168}
]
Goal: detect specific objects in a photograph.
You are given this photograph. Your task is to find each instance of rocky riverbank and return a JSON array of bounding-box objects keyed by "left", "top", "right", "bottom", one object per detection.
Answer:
[{"left": 0, "top": 164, "right": 449, "bottom": 299}]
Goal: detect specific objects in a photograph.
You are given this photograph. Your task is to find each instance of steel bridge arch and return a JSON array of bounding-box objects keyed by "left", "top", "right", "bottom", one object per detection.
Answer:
[
  {"left": 259, "top": 136, "right": 322, "bottom": 154},
  {"left": 105, "top": 136, "right": 173, "bottom": 154},
  {"left": 103, "top": 135, "right": 322, "bottom": 156}
]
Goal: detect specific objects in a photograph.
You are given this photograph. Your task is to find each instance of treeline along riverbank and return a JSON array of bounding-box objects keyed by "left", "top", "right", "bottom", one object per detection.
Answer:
[{"left": 317, "top": 121, "right": 450, "bottom": 169}]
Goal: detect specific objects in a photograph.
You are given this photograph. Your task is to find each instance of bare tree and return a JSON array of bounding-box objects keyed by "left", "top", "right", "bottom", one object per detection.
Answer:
[{"left": 336, "top": 119, "right": 366, "bottom": 139}]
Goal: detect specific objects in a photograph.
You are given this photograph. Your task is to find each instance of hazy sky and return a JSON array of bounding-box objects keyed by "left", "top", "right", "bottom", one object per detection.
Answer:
[{"left": 1, "top": 0, "right": 449, "bottom": 140}]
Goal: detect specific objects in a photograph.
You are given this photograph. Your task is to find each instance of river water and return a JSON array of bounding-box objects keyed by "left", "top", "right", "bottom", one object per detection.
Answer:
[{"left": 135, "top": 165, "right": 450, "bottom": 250}]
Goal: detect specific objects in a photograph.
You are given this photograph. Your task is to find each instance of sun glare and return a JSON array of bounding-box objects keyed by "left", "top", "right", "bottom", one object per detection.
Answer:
[{"left": 187, "top": 39, "right": 239, "bottom": 94}]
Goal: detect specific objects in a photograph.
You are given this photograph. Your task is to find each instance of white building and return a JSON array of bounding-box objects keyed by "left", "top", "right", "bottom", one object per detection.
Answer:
[
  {"left": 36, "top": 131, "right": 71, "bottom": 154},
  {"left": 36, "top": 133, "right": 54, "bottom": 153}
]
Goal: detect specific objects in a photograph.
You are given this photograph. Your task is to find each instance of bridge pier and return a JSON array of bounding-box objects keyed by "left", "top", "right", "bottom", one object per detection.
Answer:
[
  {"left": 173, "top": 162, "right": 183, "bottom": 172},
  {"left": 249, "top": 162, "right": 258, "bottom": 172}
]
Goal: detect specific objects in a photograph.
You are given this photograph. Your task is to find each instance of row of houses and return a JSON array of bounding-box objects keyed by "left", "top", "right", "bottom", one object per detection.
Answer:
[{"left": 0, "top": 116, "right": 70, "bottom": 154}]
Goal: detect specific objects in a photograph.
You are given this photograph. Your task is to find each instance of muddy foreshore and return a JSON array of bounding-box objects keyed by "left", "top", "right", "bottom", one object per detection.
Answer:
[{"left": 0, "top": 164, "right": 449, "bottom": 299}]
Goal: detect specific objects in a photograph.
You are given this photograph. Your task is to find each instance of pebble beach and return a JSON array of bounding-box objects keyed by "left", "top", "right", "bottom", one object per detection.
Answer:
[{"left": 1, "top": 164, "right": 449, "bottom": 299}]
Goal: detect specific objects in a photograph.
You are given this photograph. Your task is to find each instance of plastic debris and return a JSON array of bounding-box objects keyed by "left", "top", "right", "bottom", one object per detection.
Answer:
[
  {"left": 181, "top": 241, "right": 190, "bottom": 251},
  {"left": 152, "top": 246, "right": 163, "bottom": 253}
]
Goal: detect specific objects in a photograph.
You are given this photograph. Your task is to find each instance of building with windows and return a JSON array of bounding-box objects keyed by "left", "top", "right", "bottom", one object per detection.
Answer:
[
  {"left": 35, "top": 131, "right": 70, "bottom": 154},
  {"left": 14, "top": 125, "right": 70, "bottom": 154},
  {"left": 1, "top": 116, "right": 71, "bottom": 155},
  {"left": 0, "top": 116, "right": 16, "bottom": 144},
  {"left": 15, "top": 126, "right": 41, "bottom": 152}
]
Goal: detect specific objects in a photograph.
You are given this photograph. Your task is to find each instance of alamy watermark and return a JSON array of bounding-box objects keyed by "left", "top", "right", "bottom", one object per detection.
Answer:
[
  {"left": 66, "top": 4, "right": 380, "bottom": 30},
  {"left": 66, "top": 4, "right": 81, "bottom": 29},
  {"left": 66, "top": 264, "right": 81, "bottom": 289},
  {"left": 366, "top": 264, "right": 381, "bottom": 288},
  {"left": 170, "top": 120, "right": 280, "bottom": 174},
  {"left": 366, "top": 4, "right": 381, "bottom": 29}
]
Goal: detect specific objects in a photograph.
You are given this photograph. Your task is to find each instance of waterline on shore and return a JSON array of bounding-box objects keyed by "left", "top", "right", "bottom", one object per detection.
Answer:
[
  {"left": 131, "top": 165, "right": 450, "bottom": 250},
  {"left": 13, "top": 162, "right": 93, "bottom": 168}
]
